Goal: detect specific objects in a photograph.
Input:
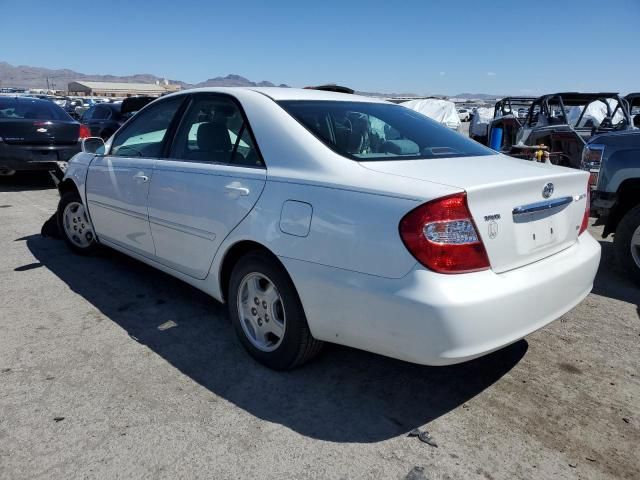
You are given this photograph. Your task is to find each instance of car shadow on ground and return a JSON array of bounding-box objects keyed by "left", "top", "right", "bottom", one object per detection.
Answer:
[
  {"left": 0, "top": 172, "right": 57, "bottom": 192},
  {"left": 593, "top": 240, "right": 640, "bottom": 306},
  {"left": 23, "top": 233, "right": 527, "bottom": 443}
]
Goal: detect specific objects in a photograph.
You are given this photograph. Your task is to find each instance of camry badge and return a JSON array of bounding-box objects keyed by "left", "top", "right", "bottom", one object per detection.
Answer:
[
  {"left": 36, "top": 128, "right": 47, "bottom": 133},
  {"left": 542, "top": 182, "right": 554, "bottom": 198}
]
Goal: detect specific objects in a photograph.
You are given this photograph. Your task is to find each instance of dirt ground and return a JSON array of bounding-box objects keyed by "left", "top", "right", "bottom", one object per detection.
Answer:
[{"left": 0, "top": 173, "right": 638, "bottom": 480}]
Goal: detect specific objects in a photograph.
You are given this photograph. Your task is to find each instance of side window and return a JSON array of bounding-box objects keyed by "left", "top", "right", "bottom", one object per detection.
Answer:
[
  {"left": 169, "top": 95, "right": 263, "bottom": 167},
  {"left": 93, "top": 106, "right": 111, "bottom": 120},
  {"left": 110, "top": 96, "right": 183, "bottom": 158},
  {"left": 81, "top": 106, "right": 95, "bottom": 122}
]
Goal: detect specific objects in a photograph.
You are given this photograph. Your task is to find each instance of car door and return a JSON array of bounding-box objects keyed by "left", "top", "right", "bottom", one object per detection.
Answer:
[
  {"left": 147, "top": 93, "right": 266, "bottom": 279},
  {"left": 85, "top": 95, "right": 185, "bottom": 257}
]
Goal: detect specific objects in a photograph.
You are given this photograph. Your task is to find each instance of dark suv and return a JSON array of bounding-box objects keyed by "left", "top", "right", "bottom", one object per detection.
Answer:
[{"left": 586, "top": 128, "right": 640, "bottom": 282}]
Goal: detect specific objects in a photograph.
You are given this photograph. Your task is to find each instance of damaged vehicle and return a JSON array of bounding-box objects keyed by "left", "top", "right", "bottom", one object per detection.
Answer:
[
  {"left": 54, "top": 87, "right": 599, "bottom": 370},
  {"left": 509, "top": 92, "right": 633, "bottom": 168},
  {"left": 486, "top": 97, "right": 535, "bottom": 151}
]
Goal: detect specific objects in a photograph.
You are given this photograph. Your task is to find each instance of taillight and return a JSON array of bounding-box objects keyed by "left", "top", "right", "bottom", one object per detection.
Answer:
[
  {"left": 579, "top": 185, "right": 590, "bottom": 235},
  {"left": 79, "top": 124, "right": 91, "bottom": 140},
  {"left": 399, "top": 192, "right": 490, "bottom": 274}
]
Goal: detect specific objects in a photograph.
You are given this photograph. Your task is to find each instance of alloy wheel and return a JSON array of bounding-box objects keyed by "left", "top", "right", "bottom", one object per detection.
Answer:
[
  {"left": 62, "top": 201, "right": 95, "bottom": 249},
  {"left": 236, "top": 272, "right": 286, "bottom": 352}
]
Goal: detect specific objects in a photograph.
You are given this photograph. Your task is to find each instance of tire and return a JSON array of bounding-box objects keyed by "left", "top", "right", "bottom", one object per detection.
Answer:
[
  {"left": 57, "top": 191, "right": 100, "bottom": 255},
  {"left": 228, "top": 252, "right": 323, "bottom": 370},
  {"left": 613, "top": 204, "right": 640, "bottom": 285}
]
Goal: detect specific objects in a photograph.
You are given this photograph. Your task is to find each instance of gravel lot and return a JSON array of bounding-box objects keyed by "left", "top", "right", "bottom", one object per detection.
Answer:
[{"left": 0, "top": 173, "right": 638, "bottom": 480}]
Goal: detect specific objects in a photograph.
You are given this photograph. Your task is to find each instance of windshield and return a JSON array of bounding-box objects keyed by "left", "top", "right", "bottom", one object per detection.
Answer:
[
  {"left": 0, "top": 98, "right": 72, "bottom": 121},
  {"left": 279, "top": 100, "right": 493, "bottom": 161}
]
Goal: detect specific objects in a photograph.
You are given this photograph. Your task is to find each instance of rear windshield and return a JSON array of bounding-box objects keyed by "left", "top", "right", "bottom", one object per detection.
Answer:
[
  {"left": 0, "top": 98, "right": 72, "bottom": 121},
  {"left": 279, "top": 100, "right": 493, "bottom": 161}
]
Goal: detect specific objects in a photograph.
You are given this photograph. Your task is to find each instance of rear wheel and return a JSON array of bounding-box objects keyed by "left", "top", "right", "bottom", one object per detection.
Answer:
[
  {"left": 613, "top": 204, "right": 640, "bottom": 285},
  {"left": 228, "top": 252, "right": 323, "bottom": 370},
  {"left": 57, "top": 191, "right": 99, "bottom": 255}
]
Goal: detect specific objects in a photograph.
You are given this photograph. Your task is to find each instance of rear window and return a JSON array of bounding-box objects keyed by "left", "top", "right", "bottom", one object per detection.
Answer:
[
  {"left": 0, "top": 98, "right": 72, "bottom": 121},
  {"left": 279, "top": 100, "right": 493, "bottom": 161}
]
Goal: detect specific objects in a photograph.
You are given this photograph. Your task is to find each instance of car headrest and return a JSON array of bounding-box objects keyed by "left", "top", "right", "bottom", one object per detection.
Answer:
[
  {"left": 383, "top": 139, "right": 420, "bottom": 155},
  {"left": 197, "top": 122, "right": 231, "bottom": 152}
]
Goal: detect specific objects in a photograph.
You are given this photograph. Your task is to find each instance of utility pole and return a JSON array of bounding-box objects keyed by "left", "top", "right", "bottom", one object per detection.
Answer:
[{"left": 46, "top": 76, "right": 50, "bottom": 91}]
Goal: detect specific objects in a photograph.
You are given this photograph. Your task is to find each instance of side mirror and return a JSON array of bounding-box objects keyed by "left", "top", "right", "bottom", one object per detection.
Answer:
[{"left": 82, "top": 137, "right": 106, "bottom": 155}]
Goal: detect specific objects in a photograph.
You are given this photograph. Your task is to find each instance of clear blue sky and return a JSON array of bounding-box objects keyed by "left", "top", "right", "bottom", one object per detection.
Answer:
[{"left": 1, "top": 0, "right": 638, "bottom": 95}]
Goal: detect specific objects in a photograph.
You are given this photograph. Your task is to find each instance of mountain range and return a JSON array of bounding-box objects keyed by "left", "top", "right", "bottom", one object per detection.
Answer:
[
  {"left": 0, "top": 61, "right": 288, "bottom": 91},
  {"left": 0, "top": 61, "right": 501, "bottom": 99}
]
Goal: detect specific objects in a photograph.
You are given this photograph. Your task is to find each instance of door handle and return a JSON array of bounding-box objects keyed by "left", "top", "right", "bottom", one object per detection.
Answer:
[
  {"left": 133, "top": 172, "right": 149, "bottom": 183},
  {"left": 224, "top": 183, "right": 250, "bottom": 196}
]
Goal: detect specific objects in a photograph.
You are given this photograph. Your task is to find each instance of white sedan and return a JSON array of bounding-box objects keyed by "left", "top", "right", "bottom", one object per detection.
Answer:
[
  {"left": 56, "top": 87, "right": 601, "bottom": 370},
  {"left": 457, "top": 108, "right": 471, "bottom": 122}
]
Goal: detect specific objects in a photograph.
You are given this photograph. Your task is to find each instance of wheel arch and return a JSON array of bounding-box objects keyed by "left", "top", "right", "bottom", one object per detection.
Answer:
[
  {"left": 218, "top": 240, "right": 288, "bottom": 303},
  {"left": 605, "top": 178, "right": 640, "bottom": 236},
  {"left": 58, "top": 178, "right": 80, "bottom": 197}
]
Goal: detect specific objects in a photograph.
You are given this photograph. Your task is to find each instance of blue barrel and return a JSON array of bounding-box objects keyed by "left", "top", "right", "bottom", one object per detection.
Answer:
[{"left": 489, "top": 127, "right": 503, "bottom": 150}]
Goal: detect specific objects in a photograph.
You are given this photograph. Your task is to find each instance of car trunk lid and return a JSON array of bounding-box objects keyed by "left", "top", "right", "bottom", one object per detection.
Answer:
[
  {"left": 0, "top": 119, "right": 80, "bottom": 146},
  {"left": 360, "top": 154, "right": 589, "bottom": 273}
]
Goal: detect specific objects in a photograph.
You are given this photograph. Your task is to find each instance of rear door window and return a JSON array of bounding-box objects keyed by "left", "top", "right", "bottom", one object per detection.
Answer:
[
  {"left": 81, "top": 106, "right": 95, "bottom": 122},
  {"left": 169, "top": 94, "right": 263, "bottom": 167}
]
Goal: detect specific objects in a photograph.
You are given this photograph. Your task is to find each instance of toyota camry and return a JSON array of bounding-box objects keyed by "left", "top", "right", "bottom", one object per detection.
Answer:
[{"left": 55, "top": 87, "right": 601, "bottom": 370}]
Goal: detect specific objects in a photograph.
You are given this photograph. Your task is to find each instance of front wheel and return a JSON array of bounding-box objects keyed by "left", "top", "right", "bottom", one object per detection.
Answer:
[
  {"left": 228, "top": 252, "right": 323, "bottom": 370},
  {"left": 57, "top": 191, "right": 99, "bottom": 255},
  {"left": 613, "top": 204, "right": 640, "bottom": 285}
]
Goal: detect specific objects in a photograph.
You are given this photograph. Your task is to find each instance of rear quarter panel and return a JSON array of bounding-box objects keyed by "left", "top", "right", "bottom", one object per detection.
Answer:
[{"left": 209, "top": 180, "right": 422, "bottom": 299}]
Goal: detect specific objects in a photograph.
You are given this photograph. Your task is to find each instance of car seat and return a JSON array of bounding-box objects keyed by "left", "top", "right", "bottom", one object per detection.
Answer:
[
  {"left": 192, "top": 121, "right": 231, "bottom": 163},
  {"left": 346, "top": 113, "right": 370, "bottom": 154}
]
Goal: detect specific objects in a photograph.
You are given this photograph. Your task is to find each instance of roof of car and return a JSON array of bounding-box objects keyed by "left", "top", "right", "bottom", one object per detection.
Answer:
[
  {"left": 496, "top": 96, "right": 536, "bottom": 103},
  {"left": 2, "top": 96, "right": 52, "bottom": 104},
  {"left": 625, "top": 92, "right": 640, "bottom": 106},
  {"left": 171, "top": 87, "right": 387, "bottom": 104}
]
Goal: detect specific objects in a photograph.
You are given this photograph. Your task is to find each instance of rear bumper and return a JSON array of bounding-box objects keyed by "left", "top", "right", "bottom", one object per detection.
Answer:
[
  {"left": 282, "top": 232, "right": 601, "bottom": 366},
  {"left": 0, "top": 142, "right": 80, "bottom": 171}
]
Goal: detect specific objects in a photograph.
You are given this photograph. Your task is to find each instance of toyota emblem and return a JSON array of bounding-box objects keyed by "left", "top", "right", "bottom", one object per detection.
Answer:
[{"left": 542, "top": 183, "right": 554, "bottom": 198}]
